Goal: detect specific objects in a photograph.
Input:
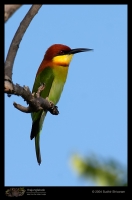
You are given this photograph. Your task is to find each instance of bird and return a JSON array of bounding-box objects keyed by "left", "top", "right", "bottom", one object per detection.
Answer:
[{"left": 30, "top": 44, "right": 93, "bottom": 165}]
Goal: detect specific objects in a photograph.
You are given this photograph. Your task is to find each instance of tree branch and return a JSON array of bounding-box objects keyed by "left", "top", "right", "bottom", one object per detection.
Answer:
[
  {"left": 4, "top": 4, "right": 22, "bottom": 22},
  {"left": 4, "top": 5, "right": 59, "bottom": 116},
  {"left": 4, "top": 4, "right": 42, "bottom": 92},
  {"left": 8, "top": 83, "right": 59, "bottom": 115}
]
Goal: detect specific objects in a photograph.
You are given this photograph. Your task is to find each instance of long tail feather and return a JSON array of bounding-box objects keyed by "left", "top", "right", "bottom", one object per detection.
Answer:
[
  {"left": 35, "top": 132, "right": 41, "bottom": 165},
  {"left": 30, "top": 111, "right": 47, "bottom": 165}
]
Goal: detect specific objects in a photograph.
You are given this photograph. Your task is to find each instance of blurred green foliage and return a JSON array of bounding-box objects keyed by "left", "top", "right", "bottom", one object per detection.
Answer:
[{"left": 71, "top": 154, "right": 127, "bottom": 186}]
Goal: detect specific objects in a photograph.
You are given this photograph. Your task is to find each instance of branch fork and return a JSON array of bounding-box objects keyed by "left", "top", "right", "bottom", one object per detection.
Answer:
[
  {"left": 4, "top": 5, "right": 59, "bottom": 116},
  {"left": 5, "top": 81, "right": 59, "bottom": 115}
]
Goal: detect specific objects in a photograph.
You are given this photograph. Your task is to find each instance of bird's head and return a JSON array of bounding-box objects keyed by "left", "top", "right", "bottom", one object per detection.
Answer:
[{"left": 44, "top": 44, "right": 93, "bottom": 66}]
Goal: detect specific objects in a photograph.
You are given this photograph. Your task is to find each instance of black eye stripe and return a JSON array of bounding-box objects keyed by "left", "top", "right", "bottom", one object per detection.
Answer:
[{"left": 56, "top": 50, "right": 68, "bottom": 56}]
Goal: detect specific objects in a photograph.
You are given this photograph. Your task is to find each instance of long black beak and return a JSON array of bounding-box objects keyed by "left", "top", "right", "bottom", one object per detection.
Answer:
[{"left": 68, "top": 48, "right": 93, "bottom": 54}]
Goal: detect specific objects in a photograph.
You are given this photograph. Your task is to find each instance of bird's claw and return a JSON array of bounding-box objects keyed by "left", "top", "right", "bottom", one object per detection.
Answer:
[{"left": 32, "top": 92, "right": 35, "bottom": 96}]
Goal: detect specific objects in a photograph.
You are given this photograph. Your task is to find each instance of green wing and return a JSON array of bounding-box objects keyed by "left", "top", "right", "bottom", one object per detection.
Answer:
[{"left": 31, "top": 67, "right": 54, "bottom": 122}]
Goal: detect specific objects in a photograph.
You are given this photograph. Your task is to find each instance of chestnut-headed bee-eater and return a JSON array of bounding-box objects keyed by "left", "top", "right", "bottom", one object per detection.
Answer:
[{"left": 30, "top": 44, "right": 92, "bottom": 165}]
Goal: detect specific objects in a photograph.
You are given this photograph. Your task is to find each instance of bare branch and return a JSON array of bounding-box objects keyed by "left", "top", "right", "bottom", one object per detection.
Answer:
[
  {"left": 4, "top": 5, "right": 42, "bottom": 92},
  {"left": 5, "top": 83, "right": 59, "bottom": 115},
  {"left": 4, "top": 4, "right": 22, "bottom": 22},
  {"left": 4, "top": 5, "right": 59, "bottom": 116},
  {"left": 13, "top": 102, "right": 34, "bottom": 113},
  {"left": 35, "top": 83, "right": 45, "bottom": 98}
]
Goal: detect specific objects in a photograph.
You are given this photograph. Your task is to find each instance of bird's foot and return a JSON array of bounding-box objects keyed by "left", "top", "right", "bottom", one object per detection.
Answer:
[
  {"left": 32, "top": 92, "right": 35, "bottom": 96},
  {"left": 46, "top": 97, "right": 54, "bottom": 107}
]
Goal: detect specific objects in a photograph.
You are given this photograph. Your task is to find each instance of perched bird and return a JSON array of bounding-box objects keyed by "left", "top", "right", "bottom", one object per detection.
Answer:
[{"left": 30, "top": 44, "right": 92, "bottom": 165}]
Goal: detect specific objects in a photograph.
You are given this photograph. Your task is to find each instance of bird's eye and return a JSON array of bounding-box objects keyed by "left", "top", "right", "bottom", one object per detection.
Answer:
[
  {"left": 56, "top": 50, "right": 66, "bottom": 56},
  {"left": 59, "top": 50, "right": 65, "bottom": 55}
]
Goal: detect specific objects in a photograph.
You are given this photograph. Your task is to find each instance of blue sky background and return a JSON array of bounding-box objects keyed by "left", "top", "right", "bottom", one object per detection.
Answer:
[{"left": 5, "top": 5, "right": 127, "bottom": 186}]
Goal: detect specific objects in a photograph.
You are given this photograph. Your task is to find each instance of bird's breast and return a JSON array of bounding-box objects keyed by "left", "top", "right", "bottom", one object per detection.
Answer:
[
  {"left": 48, "top": 66, "right": 69, "bottom": 104},
  {"left": 53, "top": 65, "right": 68, "bottom": 81}
]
